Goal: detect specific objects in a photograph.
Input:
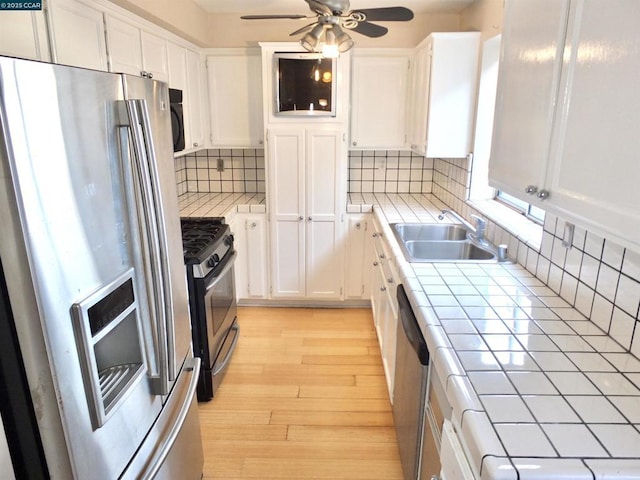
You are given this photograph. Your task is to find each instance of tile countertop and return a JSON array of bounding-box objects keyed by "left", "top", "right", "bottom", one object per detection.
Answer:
[
  {"left": 178, "top": 192, "right": 266, "bottom": 219},
  {"left": 357, "top": 193, "right": 640, "bottom": 480}
]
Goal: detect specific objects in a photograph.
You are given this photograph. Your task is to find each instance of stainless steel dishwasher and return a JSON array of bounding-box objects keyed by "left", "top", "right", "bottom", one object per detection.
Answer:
[{"left": 394, "top": 285, "right": 436, "bottom": 480}]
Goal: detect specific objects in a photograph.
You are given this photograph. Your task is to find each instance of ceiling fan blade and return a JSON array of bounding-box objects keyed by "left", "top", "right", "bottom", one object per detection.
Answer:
[
  {"left": 351, "top": 7, "right": 414, "bottom": 22},
  {"left": 240, "top": 14, "right": 309, "bottom": 20},
  {"left": 289, "top": 22, "right": 318, "bottom": 37},
  {"left": 350, "top": 21, "right": 388, "bottom": 38}
]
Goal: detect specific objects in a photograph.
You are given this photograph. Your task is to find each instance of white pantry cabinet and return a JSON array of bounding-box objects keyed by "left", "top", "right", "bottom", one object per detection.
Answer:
[
  {"left": 490, "top": 0, "right": 640, "bottom": 249},
  {"left": 407, "top": 32, "right": 480, "bottom": 158},
  {"left": 206, "top": 50, "right": 263, "bottom": 148},
  {"left": 267, "top": 127, "right": 346, "bottom": 300},
  {"left": 344, "top": 214, "right": 373, "bottom": 300},
  {"left": 231, "top": 213, "right": 268, "bottom": 301},
  {"left": 370, "top": 218, "right": 398, "bottom": 400},
  {"left": 0, "top": 10, "right": 49, "bottom": 61},
  {"left": 48, "top": 0, "right": 107, "bottom": 71},
  {"left": 105, "top": 15, "right": 168, "bottom": 81},
  {"left": 350, "top": 50, "right": 410, "bottom": 149}
]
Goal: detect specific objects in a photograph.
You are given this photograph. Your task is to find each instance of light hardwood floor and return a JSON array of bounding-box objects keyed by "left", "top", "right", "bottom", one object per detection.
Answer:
[{"left": 198, "top": 307, "right": 404, "bottom": 480}]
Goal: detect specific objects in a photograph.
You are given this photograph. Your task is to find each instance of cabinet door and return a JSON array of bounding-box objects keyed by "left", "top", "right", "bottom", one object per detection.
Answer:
[
  {"left": 140, "top": 30, "right": 168, "bottom": 82},
  {"left": 305, "top": 129, "right": 344, "bottom": 300},
  {"left": 546, "top": 0, "right": 640, "bottom": 246},
  {"left": 489, "top": 0, "right": 570, "bottom": 199},
  {"left": 106, "top": 16, "right": 142, "bottom": 76},
  {"left": 407, "top": 43, "right": 430, "bottom": 155},
  {"left": 268, "top": 129, "right": 305, "bottom": 298},
  {"left": 350, "top": 54, "right": 409, "bottom": 149},
  {"left": 245, "top": 215, "right": 268, "bottom": 298},
  {"left": 0, "top": 11, "right": 48, "bottom": 61},
  {"left": 49, "top": 0, "right": 107, "bottom": 71},
  {"left": 426, "top": 33, "right": 480, "bottom": 158},
  {"left": 345, "top": 214, "right": 372, "bottom": 299},
  {"left": 207, "top": 52, "right": 263, "bottom": 147},
  {"left": 186, "top": 49, "right": 205, "bottom": 149}
]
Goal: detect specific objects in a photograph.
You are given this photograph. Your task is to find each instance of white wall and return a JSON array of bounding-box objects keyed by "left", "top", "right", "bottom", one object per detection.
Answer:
[{"left": 460, "top": 0, "right": 503, "bottom": 39}]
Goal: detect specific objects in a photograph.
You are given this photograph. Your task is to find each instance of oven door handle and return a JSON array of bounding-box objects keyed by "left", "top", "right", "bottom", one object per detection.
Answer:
[
  {"left": 205, "top": 251, "right": 237, "bottom": 293},
  {"left": 212, "top": 323, "right": 240, "bottom": 376}
]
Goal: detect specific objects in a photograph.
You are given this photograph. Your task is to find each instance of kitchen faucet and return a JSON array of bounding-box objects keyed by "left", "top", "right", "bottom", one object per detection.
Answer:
[{"left": 438, "top": 209, "right": 487, "bottom": 244}]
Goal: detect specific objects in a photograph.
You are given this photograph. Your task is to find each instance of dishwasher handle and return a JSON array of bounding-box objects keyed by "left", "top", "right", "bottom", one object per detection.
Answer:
[{"left": 397, "top": 285, "right": 430, "bottom": 366}]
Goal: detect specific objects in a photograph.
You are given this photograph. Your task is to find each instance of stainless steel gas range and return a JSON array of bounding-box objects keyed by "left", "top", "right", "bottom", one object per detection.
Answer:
[{"left": 180, "top": 217, "right": 239, "bottom": 401}]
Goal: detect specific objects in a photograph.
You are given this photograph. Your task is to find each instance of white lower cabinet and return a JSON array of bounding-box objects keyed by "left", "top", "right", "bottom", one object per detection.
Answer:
[
  {"left": 232, "top": 213, "right": 268, "bottom": 301},
  {"left": 267, "top": 127, "right": 346, "bottom": 301},
  {"left": 370, "top": 222, "right": 398, "bottom": 401},
  {"left": 344, "top": 214, "right": 373, "bottom": 300}
]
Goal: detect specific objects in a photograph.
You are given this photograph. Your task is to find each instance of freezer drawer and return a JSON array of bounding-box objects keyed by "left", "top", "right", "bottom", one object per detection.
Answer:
[{"left": 121, "top": 356, "right": 203, "bottom": 480}]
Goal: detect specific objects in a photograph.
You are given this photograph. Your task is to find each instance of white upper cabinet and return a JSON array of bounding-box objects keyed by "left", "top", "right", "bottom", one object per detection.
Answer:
[
  {"left": 350, "top": 50, "right": 410, "bottom": 149},
  {"left": 490, "top": 0, "right": 640, "bottom": 249},
  {"left": 167, "top": 43, "right": 205, "bottom": 150},
  {"left": 206, "top": 50, "right": 263, "bottom": 148},
  {"left": 186, "top": 49, "right": 206, "bottom": 149},
  {"left": 105, "top": 15, "right": 168, "bottom": 81},
  {"left": 407, "top": 32, "right": 481, "bottom": 158},
  {"left": 48, "top": 0, "right": 107, "bottom": 71},
  {"left": 489, "top": 0, "right": 569, "bottom": 202},
  {"left": 0, "top": 10, "right": 49, "bottom": 61}
]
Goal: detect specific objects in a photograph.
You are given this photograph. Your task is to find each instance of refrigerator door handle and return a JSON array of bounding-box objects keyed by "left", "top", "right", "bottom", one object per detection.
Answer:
[{"left": 125, "top": 99, "right": 176, "bottom": 393}]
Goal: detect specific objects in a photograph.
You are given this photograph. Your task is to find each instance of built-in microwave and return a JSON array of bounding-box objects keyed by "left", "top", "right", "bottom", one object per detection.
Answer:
[
  {"left": 169, "top": 88, "right": 185, "bottom": 152},
  {"left": 274, "top": 52, "right": 337, "bottom": 117}
]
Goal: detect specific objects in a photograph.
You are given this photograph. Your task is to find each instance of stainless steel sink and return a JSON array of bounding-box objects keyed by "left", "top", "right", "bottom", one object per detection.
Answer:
[
  {"left": 392, "top": 223, "right": 469, "bottom": 242},
  {"left": 404, "top": 240, "right": 496, "bottom": 262},
  {"left": 390, "top": 223, "right": 500, "bottom": 263}
]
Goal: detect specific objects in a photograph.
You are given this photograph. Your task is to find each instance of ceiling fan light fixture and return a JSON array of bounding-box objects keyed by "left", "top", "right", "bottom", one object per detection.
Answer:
[
  {"left": 321, "top": 27, "right": 340, "bottom": 58},
  {"left": 300, "top": 23, "right": 325, "bottom": 52},
  {"left": 332, "top": 24, "right": 354, "bottom": 53}
]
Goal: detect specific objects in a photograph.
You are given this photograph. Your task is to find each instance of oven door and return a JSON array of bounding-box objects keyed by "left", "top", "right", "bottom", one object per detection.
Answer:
[{"left": 196, "top": 251, "right": 238, "bottom": 400}]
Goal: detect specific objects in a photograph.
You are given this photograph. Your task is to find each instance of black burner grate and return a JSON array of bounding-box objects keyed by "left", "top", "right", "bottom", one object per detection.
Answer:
[{"left": 180, "top": 217, "right": 225, "bottom": 261}]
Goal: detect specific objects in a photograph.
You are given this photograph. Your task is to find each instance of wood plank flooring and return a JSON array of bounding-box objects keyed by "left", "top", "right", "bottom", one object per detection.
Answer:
[{"left": 198, "top": 307, "right": 404, "bottom": 480}]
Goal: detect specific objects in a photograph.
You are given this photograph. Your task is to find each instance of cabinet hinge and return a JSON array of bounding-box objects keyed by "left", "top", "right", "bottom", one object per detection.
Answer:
[
  {"left": 361, "top": 285, "right": 365, "bottom": 295},
  {"left": 340, "top": 287, "right": 343, "bottom": 296},
  {"left": 342, "top": 132, "right": 346, "bottom": 142}
]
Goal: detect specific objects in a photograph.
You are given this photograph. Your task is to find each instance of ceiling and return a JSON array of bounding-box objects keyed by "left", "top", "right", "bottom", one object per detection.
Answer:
[{"left": 193, "top": 0, "right": 476, "bottom": 15}]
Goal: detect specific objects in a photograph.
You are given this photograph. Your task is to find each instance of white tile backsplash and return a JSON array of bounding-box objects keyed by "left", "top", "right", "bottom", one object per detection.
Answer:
[{"left": 175, "top": 148, "right": 266, "bottom": 195}]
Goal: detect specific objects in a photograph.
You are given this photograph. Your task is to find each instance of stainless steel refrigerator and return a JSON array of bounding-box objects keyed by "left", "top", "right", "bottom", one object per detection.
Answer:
[{"left": 0, "top": 56, "right": 203, "bottom": 479}]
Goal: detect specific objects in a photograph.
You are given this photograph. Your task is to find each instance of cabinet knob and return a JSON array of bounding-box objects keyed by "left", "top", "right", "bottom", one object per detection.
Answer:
[
  {"left": 193, "top": 142, "right": 199, "bottom": 147},
  {"left": 352, "top": 141, "right": 357, "bottom": 146},
  {"left": 372, "top": 233, "right": 378, "bottom": 238},
  {"left": 251, "top": 222, "right": 257, "bottom": 228},
  {"left": 140, "top": 71, "right": 147, "bottom": 77},
  {"left": 308, "top": 216, "right": 312, "bottom": 221},
  {"left": 373, "top": 261, "right": 379, "bottom": 267},
  {"left": 299, "top": 216, "right": 304, "bottom": 221},
  {"left": 258, "top": 140, "right": 264, "bottom": 145},
  {"left": 387, "top": 277, "right": 394, "bottom": 284},
  {"left": 380, "top": 286, "right": 387, "bottom": 292},
  {"left": 537, "top": 189, "right": 550, "bottom": 200},
  {"left": 525, "top": 185, "right": 538, "bottom": 195},
  {"left": 148, "top": 73, "right": 153, "bottom": 79},
  {"left": 355, "top": 222, "right": 361, "bottom": 229},
  {"left": 379, "top": 253, "right": 385, "bottom": 259}
]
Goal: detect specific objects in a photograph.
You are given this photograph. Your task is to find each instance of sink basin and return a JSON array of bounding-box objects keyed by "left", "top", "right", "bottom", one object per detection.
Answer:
[
  {"left": 392, "top": 223, "right": 468, "bottom": 242},
  {"left": 403, "top": 240, "right": 496, "bottom": 262}
]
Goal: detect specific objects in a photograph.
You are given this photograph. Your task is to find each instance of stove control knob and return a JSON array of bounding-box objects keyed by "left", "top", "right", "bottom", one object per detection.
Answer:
[
  {"left": 207, "top": 253, "right": 220, "bottom": 268},
  {"left": 225, "top": 234, "right": 234, "bottom": 246}
]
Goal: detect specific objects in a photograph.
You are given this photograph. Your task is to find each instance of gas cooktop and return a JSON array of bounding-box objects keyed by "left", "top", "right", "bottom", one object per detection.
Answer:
[{"left": 180, "top": 217, "right": 227, "bottom": 263}]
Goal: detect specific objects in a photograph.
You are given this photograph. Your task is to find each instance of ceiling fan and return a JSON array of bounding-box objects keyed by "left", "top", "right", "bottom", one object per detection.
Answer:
[{"left": 241, "top": 0, "right": 414, "bottom": 56}]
